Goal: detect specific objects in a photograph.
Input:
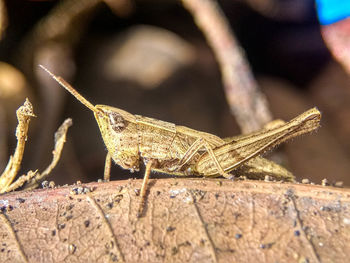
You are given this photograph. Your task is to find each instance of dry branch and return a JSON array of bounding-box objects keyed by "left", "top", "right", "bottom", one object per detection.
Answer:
[
  {"left": 0, "top": 178, "right": 349, "bottom": 262},
  {"left": 182, "top": 0, "right": 273, "bottom": 133}
]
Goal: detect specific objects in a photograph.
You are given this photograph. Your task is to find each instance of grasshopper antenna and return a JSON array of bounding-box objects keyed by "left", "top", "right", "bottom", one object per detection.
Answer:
[{"left": 39, "top": 65, "right": 99, "bottom": 114}]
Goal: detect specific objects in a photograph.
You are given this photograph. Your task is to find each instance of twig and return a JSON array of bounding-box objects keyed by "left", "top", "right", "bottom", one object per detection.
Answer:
[
  {"left": 0, "top": 0, "right": 8, "bottom": 40},
  {"left": 181, "top": 0, "right": 273, "bottom": 133},
  {"left": 24, "top": 118, "right": 73, "bottom": 190},
  {"left": 0, "top": 99, "right": 72, "bottom": 193},
  {"left": 0, "top": 99, "right": 35, "bottom": 192}
]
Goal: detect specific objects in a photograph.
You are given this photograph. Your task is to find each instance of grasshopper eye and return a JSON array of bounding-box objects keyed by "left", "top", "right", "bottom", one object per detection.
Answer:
[{"left": 109, "top": 112, "right": 126, "bottom": 132}]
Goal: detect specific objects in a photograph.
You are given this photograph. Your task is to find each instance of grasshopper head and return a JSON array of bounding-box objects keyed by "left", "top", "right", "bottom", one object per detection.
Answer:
[
  {"left": 40, "top": 65, "right": 140, "bottom": 171},
  {"left": 94, "top": 105, "right": 140, "bottom": 171}
]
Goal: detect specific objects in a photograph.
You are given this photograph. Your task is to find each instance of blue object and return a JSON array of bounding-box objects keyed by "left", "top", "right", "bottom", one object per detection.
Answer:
[{"left": 316, "top": 0, "right": 350, "bottom": 25}]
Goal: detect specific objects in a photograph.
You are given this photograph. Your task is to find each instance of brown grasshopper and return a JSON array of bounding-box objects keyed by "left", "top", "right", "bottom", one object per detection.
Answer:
[{"left": 40, "top": 65, "right": 321, "bottom": 215}]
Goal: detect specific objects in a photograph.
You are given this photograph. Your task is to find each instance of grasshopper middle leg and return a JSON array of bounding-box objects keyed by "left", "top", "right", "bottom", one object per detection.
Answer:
[
  {"left": 138, "top": 159, "right": 156, "bottom": 217},
  {"left": 103, "top": 152, "right": 156, "bottom": 217}
]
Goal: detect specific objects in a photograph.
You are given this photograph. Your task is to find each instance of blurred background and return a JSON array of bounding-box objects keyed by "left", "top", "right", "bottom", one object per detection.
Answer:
[{"left": 0, "top": 0, "right": 349, "bottom": 187}]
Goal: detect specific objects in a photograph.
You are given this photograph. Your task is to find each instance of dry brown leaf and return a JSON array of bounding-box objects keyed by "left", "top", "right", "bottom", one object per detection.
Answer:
[{"left": 0, "top": 178, "right": 349, "bottom": 262}]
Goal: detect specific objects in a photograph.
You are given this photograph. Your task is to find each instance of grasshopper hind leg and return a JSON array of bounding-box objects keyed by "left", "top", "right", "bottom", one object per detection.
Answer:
[{"left": 176, "top": 137, "right": 231, "bottom": 178}]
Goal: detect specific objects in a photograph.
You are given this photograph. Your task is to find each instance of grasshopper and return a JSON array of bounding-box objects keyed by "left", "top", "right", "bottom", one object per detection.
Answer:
[{"left": 40, "top": 65, "right": 321, "bottom": 215}]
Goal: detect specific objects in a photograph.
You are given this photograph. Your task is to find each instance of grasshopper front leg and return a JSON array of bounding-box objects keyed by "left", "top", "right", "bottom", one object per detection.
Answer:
[{"left": 104, "top": 152, "right": 112, "bottom": 181}]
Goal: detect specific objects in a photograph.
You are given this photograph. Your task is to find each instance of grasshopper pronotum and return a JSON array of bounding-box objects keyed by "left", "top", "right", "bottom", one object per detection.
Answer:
[{"left": 40, "top": 65, "right": 321, "bottom": 215}]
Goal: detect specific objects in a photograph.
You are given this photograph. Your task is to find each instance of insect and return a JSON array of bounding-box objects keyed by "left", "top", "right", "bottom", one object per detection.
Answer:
[{"left": 40, "top": 65, "right": 321, "bottom": 216}]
